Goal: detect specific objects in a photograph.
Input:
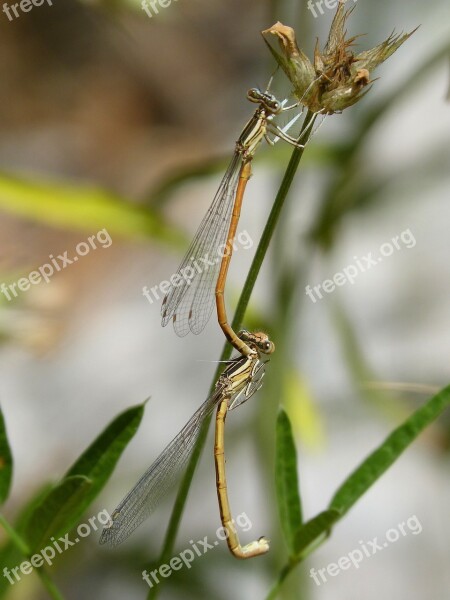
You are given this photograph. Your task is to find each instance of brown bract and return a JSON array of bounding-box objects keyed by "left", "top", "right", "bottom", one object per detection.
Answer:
[{"left": 262, "top": 1, "right": 417, "bottom": 114}]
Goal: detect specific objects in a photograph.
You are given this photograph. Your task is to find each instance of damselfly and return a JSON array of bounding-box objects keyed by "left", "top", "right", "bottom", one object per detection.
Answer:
[
  {"left": 161, "top": 86, "right": 322, "bottom": 356},
  {"left": 100, "top": 330, "right": 273, "bottom": 552}
]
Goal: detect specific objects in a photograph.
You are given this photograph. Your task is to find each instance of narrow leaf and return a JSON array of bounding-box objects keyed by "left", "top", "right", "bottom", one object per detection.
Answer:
[
  {"left": 23, "top": 475, "right": 92, "bottom": 553},
  {"left": 0, "top": 403, "right": 145, "bottom": 581},
  {"left": 294, "top": 509, "right": 341, "bottom": 557},
  {"left": 0, "top": 406, "right": 13, "bottom": 505},
  {"left": 275, "top": 410, "right": 303, "bottom": 556},
  {"left": 64, "top": 402, "right": 145, "bottom": 518},
  {"left": 330, "top": 384, "right": 450, "bottom": 515},
  {"left": 0, "top": 173, "right": 184, "bottom": 247}
]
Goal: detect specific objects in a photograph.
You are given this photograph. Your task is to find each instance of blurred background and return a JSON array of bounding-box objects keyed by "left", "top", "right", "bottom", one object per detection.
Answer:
[{"left": 0, "top": 0, "right": 449, "bottom": 598}]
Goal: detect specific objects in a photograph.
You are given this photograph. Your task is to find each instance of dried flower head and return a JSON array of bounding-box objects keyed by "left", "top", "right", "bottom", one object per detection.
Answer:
[{"left": 262, "top": 0, "right": 417, "bottom": 114}]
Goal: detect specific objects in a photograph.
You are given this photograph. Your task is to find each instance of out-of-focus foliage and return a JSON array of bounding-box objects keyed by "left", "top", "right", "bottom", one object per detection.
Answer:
[
  {"left": 0, "top": 404, "right": 145, "bottom": 598},
  {"left": 0, "top": 174, "right": 184, "bottom": 246}
]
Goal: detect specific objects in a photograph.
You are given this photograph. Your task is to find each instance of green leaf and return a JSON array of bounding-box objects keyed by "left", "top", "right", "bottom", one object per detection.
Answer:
[
  {"left": 0, "top": 172, "right": 185, "bottom": 247},
  {"left": 0, "top": 406, "right": 13, "bottom": 505},
  {"left": 10, "top": 482, "right": 54, "bottom": 535},
  {"left": 23, "top": 475, "right": 92, "bottom": 553},
  {"left": 330, "top": 384, "right": 450, "bottom": 515},
  {"left": 64, "top": 402, "right": 145, "bottom": 517},
  {"left": 293, "top": 509, "right": 341, "bottom": 557},
  {"left": 275, "top": 410, "right": 302, "bottom": 556},
  {"left": 0, "top": 403, "right": 144, "bottom": 583}
]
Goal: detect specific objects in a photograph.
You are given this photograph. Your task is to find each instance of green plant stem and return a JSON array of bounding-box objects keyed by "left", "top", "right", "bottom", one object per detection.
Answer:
[
  {"left": 265, "top": 536, "right": 328, "bottom": 600},
  {"left": 266, "top": 563, "right": 291, "bottom": 600},
  {"left": 147, "top": 111, "right": 316, "bottom": 600},
  {"left": 0, "top": 513, "right": 65, "bottom": 600}
]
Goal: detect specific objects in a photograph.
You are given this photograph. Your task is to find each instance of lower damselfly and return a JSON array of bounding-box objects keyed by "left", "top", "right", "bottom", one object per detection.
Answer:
[{"left": 100, "top": 330, "right": 273, "bottom": 555}]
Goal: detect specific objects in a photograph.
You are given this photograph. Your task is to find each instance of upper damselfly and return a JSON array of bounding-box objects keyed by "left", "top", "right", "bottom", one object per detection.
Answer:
[{"left": 161, "top": 86, "right": 322, "bottom": 356}]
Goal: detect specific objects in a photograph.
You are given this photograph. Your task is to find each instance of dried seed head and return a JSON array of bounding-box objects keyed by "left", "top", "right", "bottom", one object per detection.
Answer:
[{"left": 262, "top": 0, "right": 417, "bottom": 114}]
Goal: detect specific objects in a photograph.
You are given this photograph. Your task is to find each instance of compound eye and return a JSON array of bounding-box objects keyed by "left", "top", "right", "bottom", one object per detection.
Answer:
[
  {"left": 247, "top": 88, "right": 263, "bottom": 103},
  {"left": 262, "top": 341, "right": 274, "bottom": 354},
  {"left": 263, "top": 340, "right": 275, "bottom": 354}
]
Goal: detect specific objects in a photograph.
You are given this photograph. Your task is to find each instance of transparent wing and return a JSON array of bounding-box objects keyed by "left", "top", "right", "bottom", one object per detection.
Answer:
[
  {"left": 100, "top": 385, "right": 226, "bottom": 547},
  {"left": 228, "top": 359, "right": 266, "bottom": 410},
  {"left": 161, "top": 152, "right": 243, "bottom": 337}
]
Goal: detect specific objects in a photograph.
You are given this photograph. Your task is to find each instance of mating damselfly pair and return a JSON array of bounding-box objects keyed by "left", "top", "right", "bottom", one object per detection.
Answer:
[{"left": 101, "top": 75, "right": 324, "bottom": 558}]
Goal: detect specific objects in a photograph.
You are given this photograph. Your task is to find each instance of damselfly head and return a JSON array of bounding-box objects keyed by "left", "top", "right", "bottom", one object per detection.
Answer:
[
  {"left": 246, "top": 88, "right": 282, "bottom": 115},
  {"left": 238, "top": 329, "right": 275, "bottom": 355}
]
